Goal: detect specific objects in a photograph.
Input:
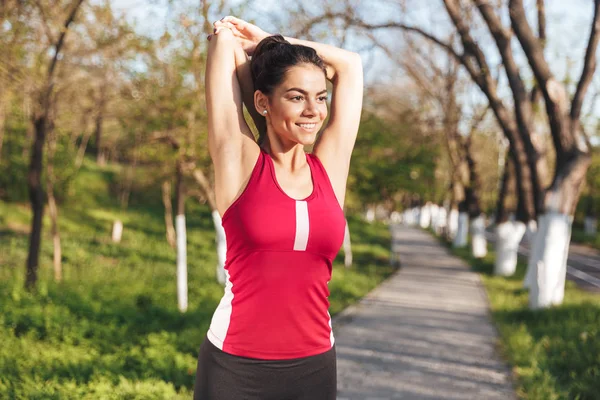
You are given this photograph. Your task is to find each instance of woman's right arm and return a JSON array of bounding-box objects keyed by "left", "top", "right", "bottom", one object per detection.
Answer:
[
  {"left": 232, "top": 44, "right": 266, "bottom": 139},
  {"left": 205, "top": 28, "right": 259, "bottom": 215}
]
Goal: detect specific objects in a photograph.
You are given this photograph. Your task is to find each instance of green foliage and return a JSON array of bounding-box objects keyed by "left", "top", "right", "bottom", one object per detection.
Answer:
[
  {"left": 0, "top": 158, "right": 394, "bottom": 398},
  {"left": 347, "top": 112, "right": 441, "bottom": 211},
  {"left": 576, "top": 149, "right": 600, "bottom": 222},
  {"left": 0, "top": 121, "right": 30, "bottom": 202},
  {"left": 437, "top": 235, "right": 600, "bottom": 400}
]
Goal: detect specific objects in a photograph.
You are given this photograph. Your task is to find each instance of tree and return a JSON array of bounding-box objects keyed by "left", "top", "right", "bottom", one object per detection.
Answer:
[
  {"left": 509, "top": 0, "right": 600, "bottom": 308},
  {"left": 25, "top": 0, "right": 85, "bottom": 290}
]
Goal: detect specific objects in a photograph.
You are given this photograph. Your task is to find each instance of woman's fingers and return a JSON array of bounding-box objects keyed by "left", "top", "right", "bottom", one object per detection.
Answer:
[{"left": 213, "top": 21, "right": 241, "bottom": 36}]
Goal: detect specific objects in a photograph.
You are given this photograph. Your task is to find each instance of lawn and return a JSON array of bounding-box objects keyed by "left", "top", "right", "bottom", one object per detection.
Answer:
[{"left": 0, "top": 159, "right": 395, "bottom": 399}]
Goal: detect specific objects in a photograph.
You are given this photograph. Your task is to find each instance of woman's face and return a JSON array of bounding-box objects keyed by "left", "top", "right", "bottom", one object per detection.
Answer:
[{"left": 262, "top": 63, "right": 328, "bottom": 146}]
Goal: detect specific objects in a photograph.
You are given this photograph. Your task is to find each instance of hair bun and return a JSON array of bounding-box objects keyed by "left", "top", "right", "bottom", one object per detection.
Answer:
[{"left": 253, "top": 34, "right": 289, "bottom": 58}]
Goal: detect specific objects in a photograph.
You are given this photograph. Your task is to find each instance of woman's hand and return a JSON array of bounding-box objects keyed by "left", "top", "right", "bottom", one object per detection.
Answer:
[{"left": 212, "top": 16, "right": 271, "bottom": 56}]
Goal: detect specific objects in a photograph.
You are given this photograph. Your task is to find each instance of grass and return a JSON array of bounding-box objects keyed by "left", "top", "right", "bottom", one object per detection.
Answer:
[
  {"left": 0, "top": 158, "right": 395, "bottom": 399},
  {"left": 433, "top": 232, "right": 600, "bottom": 400},
  {"left": 571, "top": 228, "right": 600, "bottom": 251}
]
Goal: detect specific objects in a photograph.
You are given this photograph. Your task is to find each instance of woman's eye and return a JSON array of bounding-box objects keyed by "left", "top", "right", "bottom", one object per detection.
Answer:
[
  {"left": 292, "top": 96, "right": 303, "bottom": 101},
  {"left": 319, "top": 96, "right": 328, "bottom": 101}
]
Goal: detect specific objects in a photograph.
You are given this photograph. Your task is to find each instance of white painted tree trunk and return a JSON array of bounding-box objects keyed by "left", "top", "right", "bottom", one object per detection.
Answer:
[
  {"left": 584, "top": 216, "right": 597, "bottom": 235},
  {"left": 212, "top": 210, "right": 227, "bottom": 285},
  {"left": 343, "top": 219, "right": 353, "bottom": 268},
  {"left": 176, "top": 214, "right": 188, "bottom": 312},
  {"left": 419, "top": 204, "right": 431, "bottom": 229},
  {"left": 435, "top": 207, "right": 447, "bottom": 235},
  {"left": 524, "top": 219, "right": 538, "bottom": 244},
  {"left": 390, "top": 211, "right": 401, "bottom": 224},
  {"left": 365, "top": 207, "right": 375, "bottom": 223},
  {"left": 470, "top": 215, "right": 487, "bottom": 258},
  {"left": 528, "top": 212, "right": 573, "bottom": 309},
  {"left": 448, "top": 209, "right": 459, "bottom": 240},
  {"left": 430, "top": 204, "right": 439, "bottom": 229},
  {"left": 494, "top": 221, "right": 526, "bottom": 276},
  {"left": 112, "top": 220, "right": 123, "bottom": 243},
  {"left": 452, "top": 212, "right": 468, "bottom": 248}
]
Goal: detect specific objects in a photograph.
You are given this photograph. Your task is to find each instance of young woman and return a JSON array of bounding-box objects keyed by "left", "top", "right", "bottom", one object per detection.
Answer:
[{"left": 194, "top": 16, "right": 363, "bottom": 400}]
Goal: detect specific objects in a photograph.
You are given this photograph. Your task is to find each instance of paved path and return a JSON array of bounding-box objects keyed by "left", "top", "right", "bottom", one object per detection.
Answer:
[{"left": 333, "top": 225, "right": 516, "bottom": 400}]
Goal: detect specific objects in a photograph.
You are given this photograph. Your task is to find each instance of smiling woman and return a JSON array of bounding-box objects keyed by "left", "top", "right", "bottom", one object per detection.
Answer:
[{"left": 198, "top": 15, "right": 363, "bottom": 400}]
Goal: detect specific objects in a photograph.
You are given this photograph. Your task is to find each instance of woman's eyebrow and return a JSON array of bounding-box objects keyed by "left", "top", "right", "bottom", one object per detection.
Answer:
[{"left": 285, "top": 88, "right": 328, "bottom": 95}]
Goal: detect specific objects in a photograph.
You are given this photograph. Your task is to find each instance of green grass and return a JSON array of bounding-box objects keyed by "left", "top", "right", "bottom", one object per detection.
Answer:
[
  {"left": 0, "top": 158, "right": 395, "bottom": 399},
  {"left": 571, "top": 228, "right": 600, "bottom": 251},
  {"left": 434, "top": 233, "right": 600, "bottom": 400}
]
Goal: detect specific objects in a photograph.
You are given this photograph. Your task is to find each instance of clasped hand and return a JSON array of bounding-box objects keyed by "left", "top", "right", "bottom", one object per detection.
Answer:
[{"left": 207, "top": 16, "right": 271, "bottom": 56}]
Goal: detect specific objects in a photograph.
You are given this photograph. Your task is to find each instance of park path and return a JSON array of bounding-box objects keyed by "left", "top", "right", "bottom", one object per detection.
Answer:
[{"left": 333, "top": 225, "right": 516, "bottom": 400}]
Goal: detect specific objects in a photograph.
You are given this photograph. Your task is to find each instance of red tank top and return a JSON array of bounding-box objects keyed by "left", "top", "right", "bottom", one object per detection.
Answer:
[{"left": 207, "top": 147, "right": 346, "bottom": 360}]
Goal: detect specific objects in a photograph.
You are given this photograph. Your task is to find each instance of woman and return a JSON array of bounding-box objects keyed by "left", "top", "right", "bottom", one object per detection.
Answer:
[{"left": 194, "top": 16, "right": 363, "bottom": 400}]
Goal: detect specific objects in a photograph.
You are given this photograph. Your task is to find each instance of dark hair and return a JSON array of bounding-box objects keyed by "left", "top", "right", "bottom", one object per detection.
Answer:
[{"left": 251, "top": 34, "right": 327, "bottom": 144}]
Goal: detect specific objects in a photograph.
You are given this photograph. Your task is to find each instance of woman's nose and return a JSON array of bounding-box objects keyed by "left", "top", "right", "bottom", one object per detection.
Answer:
[{"left": 303, "top": 100, "right": 318, "bottom": 116}]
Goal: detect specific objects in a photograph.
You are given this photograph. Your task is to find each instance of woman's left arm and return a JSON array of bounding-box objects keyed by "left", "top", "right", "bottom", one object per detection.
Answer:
[{"left": 284, "top": 37, "right": 364, "bottom": 209}]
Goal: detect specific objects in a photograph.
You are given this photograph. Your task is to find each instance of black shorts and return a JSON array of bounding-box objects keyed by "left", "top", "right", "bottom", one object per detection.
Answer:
[{"left": 193, "top": 336, "right": 337, "bottom": 400}]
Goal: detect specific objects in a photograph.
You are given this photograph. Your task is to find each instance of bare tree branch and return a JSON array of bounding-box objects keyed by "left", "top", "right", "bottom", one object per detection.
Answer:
[
  {"left": 508, "top": 0, "right": 559, "bottom": 108},
  {"left": 34, "top": 0, "right": 56, "bottom": 45},
  {"left": 571, "top": 0, "right": 600, "bottom": 124}
]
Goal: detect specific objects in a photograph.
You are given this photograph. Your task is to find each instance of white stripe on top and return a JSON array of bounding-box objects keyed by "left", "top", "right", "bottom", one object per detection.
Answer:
[
  {"left": 293, "top": 200, "right": 310, "bottom": 251},
  {"left": 207, "top": 268, "right": 234, "bottom": 350}
]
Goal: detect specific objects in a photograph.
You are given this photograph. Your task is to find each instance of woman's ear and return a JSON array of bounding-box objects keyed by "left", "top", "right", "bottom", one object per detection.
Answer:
[{"left": 254, "top": 90, "right": 269, "bottom": 115}]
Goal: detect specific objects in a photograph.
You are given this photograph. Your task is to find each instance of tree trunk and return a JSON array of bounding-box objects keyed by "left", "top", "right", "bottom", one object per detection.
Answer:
[
  {"left": 447, "top": 207, "right": 459, "bottom": 240},
  {"left": 24, "top": 0, "right": 84, "bottom": 290},
  {"left": 0, "top": 91, "right": 7, "bottom": 162},
  {"left": 47, "top": 125, "right": 62, "bottom": 282},
  {"left": 47, "top": 183, "right": 62, "bottom": 281},
  {"left": 175, "top": 163, "right": 188, "bottom": 312},
  {"left": 527, "top": 155, "right": 591, "bottom": 308},
  {"left": 95, "top": 85, "right": 107, "bottom": 166},
  {"left": 464, "top": 137, "right": 486, "bottom": 257},
  {"left": 161, "top": 180, "right": 176, "bottom": 248},
  {"left": 494, "top": 152, "right": 526, "bottom": 276},
  {"left": 26, "top": 115, "right": 46, "bottom": 290},
  {"left": 74, "top": 128, "right": 92, "bottom": 170},
  {"left": 419, "top": 203, "right": 432, "bottom": 229},
  {"left": 453, "top": 206, "right": 468, "bottom": 248}
]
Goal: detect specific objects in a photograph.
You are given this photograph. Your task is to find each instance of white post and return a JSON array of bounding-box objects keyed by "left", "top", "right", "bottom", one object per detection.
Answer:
[
  {"left": 111, "top": 220, "right": 123, "bottom": 243},
  {"left": 343, "top": 219, "right": 353, "bottom": 268},
  {"left": 494, "top": 221, "right": 526, "bottom": 276},
  {"left": 212, "top": 210, "right": 227, "bottom": 285},
  {"left": 470, "top": 215, "right": 487, "bottom": 258},
  {"left": 176, "top": 214, "right": 188, "bottom": 312},
  {"left": 529, "top": 212, "right": 573, "bottom": 309}
]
